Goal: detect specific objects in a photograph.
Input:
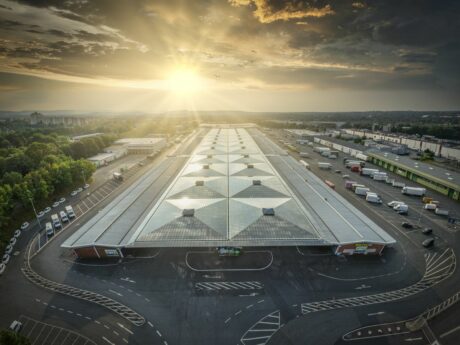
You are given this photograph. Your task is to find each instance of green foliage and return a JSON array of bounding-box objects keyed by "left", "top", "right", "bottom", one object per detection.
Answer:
[{"left": 0, "top": 330, "right": 31, "bottom": 345}]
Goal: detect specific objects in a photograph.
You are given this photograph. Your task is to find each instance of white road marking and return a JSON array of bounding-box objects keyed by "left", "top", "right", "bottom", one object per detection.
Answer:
[
  {"left": 108, "top": 289, "right": 123, "bottom": 297},
  {"left": 156, "top": 330, "right": 162, "bottom": 337},
  {"left": 102, "top": 336, "right": 115, "bottom": 345},
  {"left": 118, "top": 323, "right": 134, "bottom": 335},
  {"left": 440, "top": 324, "right": 460, "bottom": 338}
]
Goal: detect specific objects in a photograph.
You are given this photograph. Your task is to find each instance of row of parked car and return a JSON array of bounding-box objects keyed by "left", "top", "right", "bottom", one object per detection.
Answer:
[
  {"left": 45, "top": 206, "right": 76, "bottom": 238},
  {"left": 1, "top": 184, "right": 88, "bottom": 276}
]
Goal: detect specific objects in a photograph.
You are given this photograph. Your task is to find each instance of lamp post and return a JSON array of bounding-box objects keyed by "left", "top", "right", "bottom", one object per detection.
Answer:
[{"left": 29, "top": 197, "right": 41, "bottom": 228}]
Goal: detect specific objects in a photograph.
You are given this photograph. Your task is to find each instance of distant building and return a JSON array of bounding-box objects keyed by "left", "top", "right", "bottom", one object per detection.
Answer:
[
  {"left": 72, "top": 133, "right": 104, "bottom": 142},
  {"left": 87, "top": 153, "right": 116, "bottom": 168},
  {"left": 30, "top": 112, "right": 94, "bottom": 127}
]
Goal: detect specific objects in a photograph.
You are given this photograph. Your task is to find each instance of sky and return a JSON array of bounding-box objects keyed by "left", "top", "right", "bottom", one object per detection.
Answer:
[{"left": 0, "top": 0, "right": 459, "bottom": 113}]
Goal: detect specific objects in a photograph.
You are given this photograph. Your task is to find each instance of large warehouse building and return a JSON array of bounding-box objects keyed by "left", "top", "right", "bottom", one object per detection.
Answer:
[{"left": 62, "top": 126, "right": 396, "bottom": 258}]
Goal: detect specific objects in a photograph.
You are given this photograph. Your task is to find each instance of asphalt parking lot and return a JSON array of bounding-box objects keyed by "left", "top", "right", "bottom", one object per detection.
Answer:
[{"left": 16, "top": 315, "right": 96, "bottom": 345}]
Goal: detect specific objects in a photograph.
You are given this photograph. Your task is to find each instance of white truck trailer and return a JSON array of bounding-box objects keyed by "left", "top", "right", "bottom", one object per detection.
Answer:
[
  {"left": 361, "top": 168, "right": 379, "bottom": 176},
  {"left": 355, "top": 187, "right": 371, "bottom": 196},
  {"left": 402, "top": 187, "right": 426, "bottom": 196},
  {"left": 318, "top": 162, "right": 332, "bottom": 170}
]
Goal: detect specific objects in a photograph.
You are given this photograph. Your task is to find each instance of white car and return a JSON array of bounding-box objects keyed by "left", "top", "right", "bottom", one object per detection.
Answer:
[
  {"left": 5, "top": 244, "right": 13, "bottom": 255},
  {"left": 59, "top": 197, "right": 65, "bottom": 204},
  {"left": 84, "top": 183, "right": 90, "bottom": 189},
  {"left": 2, "top": 254, "right": 10, "bottom": 264},
  {"left": 14, "top": 229, "right": 21, "bottom": 238},
  {"left": 44, "top": 207, "right": 51, "bottom": 213},
  {"left": 20, "top": 222, "right": 29, "bottom": 230},
  {"left": 387, "top": 201, "right": 405, "bottom": 208},
  {"left": 0, "top": 263, "right": 5, "bottom": 275},
  {"left": 70, "top": 191, "right": 78, "bottom": 197},
  {"left": 37, "top": 211, "right": 45, "bottom": 218},
  {"left": 9, "top": 237, "right": 16, "bottom": 246},
  {"left": 342, "top": 174, "right": 350, "bottom": 179},
  {"left": 52, "top": 202, "right": 60, "bottom": 208},
  {"left": 76, "top": 187, "right": 83, "bottom": 193}
]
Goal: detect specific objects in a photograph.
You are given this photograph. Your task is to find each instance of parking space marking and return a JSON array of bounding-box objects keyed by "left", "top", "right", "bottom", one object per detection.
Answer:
[{"left": 18, "top": 315, "right": 97, "bottom": 345}]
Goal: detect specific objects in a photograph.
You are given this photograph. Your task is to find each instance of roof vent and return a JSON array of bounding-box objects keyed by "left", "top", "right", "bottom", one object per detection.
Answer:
[
  {"left": 182, "top": 209, "right": 195, "bottom": 217},
  {"left": 253, "top": 180, "right": 261, "bottom": 185},
  {"left": 240, "top": 141, "right": 244, "bottom": 144},
  {"left": 243, "top": 154, "right": 249, "bottom": 158},
  {"left": 203, "top": 164, "right": 210, "bottom": 169},
  {"left": 195, "top": 180, "right": 204, "bottom": 186},
  {"left": 207, "top": 154, "right": 212, "bottom": 159},
  {"left": 247, "top": 164, "right": 254, "bottom": 169},
  {"left": 241, "top": 146, "right": 246, "bottom": 149},
  {"left": 212, "top": 141, "right": 217, "bottom": 144},
  {"left": 262, "top": 208, "right": 275, "bottom": 216},
  {"left": 211, "top": 146, "right": 215, "bottom": 149}
]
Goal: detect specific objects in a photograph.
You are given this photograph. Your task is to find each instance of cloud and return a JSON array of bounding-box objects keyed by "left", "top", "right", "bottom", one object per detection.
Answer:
[{"left": 229, "top": 0, "right": 335, "bottom": 23}]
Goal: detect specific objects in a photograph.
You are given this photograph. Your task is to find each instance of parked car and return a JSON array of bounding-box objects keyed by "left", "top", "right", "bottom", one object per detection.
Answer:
[
  {"left": 60, "top": 211, "right": 69, "bottom": 223},
  {"left": 9, "top": 237, "right": 16, "bottom": 246},
  {"left": 70, "top": 190, "right": 78, "bottom": 197},
  {"left": 45, "top": 222, "right": 54, "bottom": 237},
  {"left": 387, "top": 201, "right": 404, "bottom": 208},
  {"left": 59, "top": 197, "right": 65, "bottom": 204},
  {"left": 0, "top": 263, "right": 5, "bottom": 275},
  {"left": 422, "top": 238, "right": 435, "bottom": 248},
  {"left": 44, "top": 207, "right": 51, "bottom": 213},
  {"left": 20, "top": 222, "right": 29, "bottom": 230},
  {"left": 2, "top": 254, "right": 10, "bottom": 264},
  {"left": 5, "top": 244, "right": 13, "bottom": 255},
  {"left": 335, "top": 169, "right": 342, "bottom": 174},
  {"left": 76, "top": 187, "right": 83, "bottom": 193},
  {"left": 14, "top": 229, "right": 21, "bottom": 238},
  {"left": 342, "top": 174, "right": 350, "bottom": 179},
  {"left": 37, "top": 211, "right": 45, "bottom": 218},
  {"left": 84, "top": 183, "right": 90, "bottom": 189},
  {"left": 9, "top": 320, "right": 22, "bottom": 333},
  {"left": 52, "top": 201, "right": 60, "bottom": 208},
  {"left": 401, "top": 222, "right": 414, "bottom": 229},
  {"left": 394, "top": 204, "right": 409, "bottom": 215},
  {"left": 422, "top": 228, "right": 433, "bottom": 235}
]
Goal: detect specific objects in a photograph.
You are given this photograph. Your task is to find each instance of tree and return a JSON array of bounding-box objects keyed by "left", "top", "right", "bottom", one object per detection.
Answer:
[
  {"left": 1, "top": 172, "right": 23, "bottom": 186},
  {"left": 0, "top": 330, "right": 31, "bottom": 345}
]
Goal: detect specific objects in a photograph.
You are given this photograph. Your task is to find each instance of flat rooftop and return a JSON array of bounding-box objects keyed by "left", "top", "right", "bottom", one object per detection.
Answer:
[
  {"left": 115, "top": 138, "right": 165, "bottom": 146},
  {"left": 63, "top": 127, "right": 396, "bottom": 249}
]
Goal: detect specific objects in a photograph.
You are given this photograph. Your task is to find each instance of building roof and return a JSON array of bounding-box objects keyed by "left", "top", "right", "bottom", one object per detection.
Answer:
[
  {"left": 366, "top": 149, "right": 460, "bottom": 191},
  {"left": 114, "top": 138, "right": 165, "bottom": 146},
  {"left": 72, "top": 133, "right": 103, "bottom": 141},
  {"left": 87, "top": 152, "right": 115, "bottom": 162},
  {"left": 63, "top": 127, "right": 396, "bottom": 250}
]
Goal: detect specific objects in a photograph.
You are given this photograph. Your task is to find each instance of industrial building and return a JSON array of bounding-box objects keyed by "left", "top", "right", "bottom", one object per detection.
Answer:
[
  {"left": 63, "top": 127, "right": 396, "bottom": 258},
  {"left": 114, "top": 138, "right": 166, "bottom": 154},
  {"left": 87, "top": 152, "right": 116, "bottom": 168}
]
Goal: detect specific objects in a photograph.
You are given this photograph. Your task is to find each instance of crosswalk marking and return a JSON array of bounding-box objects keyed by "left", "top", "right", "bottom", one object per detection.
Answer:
[
  {"left": 241, "top": 311, "right": 280, "bottom": 345},
  {"left": 195, "top": 281, "right": 263, "bottom": 291}
]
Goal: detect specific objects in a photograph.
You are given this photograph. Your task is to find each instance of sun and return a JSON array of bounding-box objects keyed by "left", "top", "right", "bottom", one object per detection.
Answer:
[{"left": 166, "top": 67, "right": 205, "bottom": 94}]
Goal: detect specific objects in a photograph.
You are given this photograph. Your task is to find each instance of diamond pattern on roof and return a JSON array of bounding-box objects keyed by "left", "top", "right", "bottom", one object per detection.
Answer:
[
  {"left": 231, "top": 167, "right": 273, "bottom": 177},
  {"left": 232, "top": 215, "right": 317, "bottom": 240},
  {"left": 232, "top": 185, "right": 289, "bottom": 198},
  {"left": 169, "top": 185, "right": 225, "bottom": 199}
]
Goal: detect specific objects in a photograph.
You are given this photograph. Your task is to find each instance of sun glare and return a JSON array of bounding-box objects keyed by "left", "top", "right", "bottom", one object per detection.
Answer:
[{"left": 166, "top": 68, "right": 205, "bottom": 94}]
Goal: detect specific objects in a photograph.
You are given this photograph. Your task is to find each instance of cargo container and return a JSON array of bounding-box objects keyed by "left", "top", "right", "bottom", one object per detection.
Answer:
[
  {"left": 435, "top": 208, "right": 449, "bottom": 216},
  {"left": 392, "top": 181, "right": 406, "bottom": 188},
  {"left": 355, "top": 187, "right": 371, "bottom": 196},
  {"left": 351, "top": 183, "right": 365, "bottom": 191},
  {"left": 318, "top": 162, "right": 332, "bottom": 170},
  {"left": 361, "top": 168, "right": 380, "bottom": 176},
  {"left": 325, "top": 180, "right": 335, "bottom": 189},
  {"left": 402, "top": 187, "right": 426, "bottom": 196},
  {"left": 373, "top": 172, "right": 388, "bottom": 181}
]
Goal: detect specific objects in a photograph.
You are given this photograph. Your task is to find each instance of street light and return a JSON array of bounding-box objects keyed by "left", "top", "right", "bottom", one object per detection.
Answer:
[{"left": 29, "top": 197, "right": 41, "bottom": 228}]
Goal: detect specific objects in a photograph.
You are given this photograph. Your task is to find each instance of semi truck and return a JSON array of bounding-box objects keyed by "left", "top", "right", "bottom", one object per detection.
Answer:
[
  {"left": 373, "top": 172, "right": 388, "bottom": 181},
  {"left": 361, "top": 168, "right": 380, "bottom": 176},
  {"left": 366, "top": 192, "right": 382, "bottom": 204},
  {"left": 402, "top": 187, "right": 426, "bottom": 196},
  {"left": 299, "top": 160, "right": 310, "bottom": 170},
  {"left": 392, "top": 181, "right": 406, "bottom": 188}
]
